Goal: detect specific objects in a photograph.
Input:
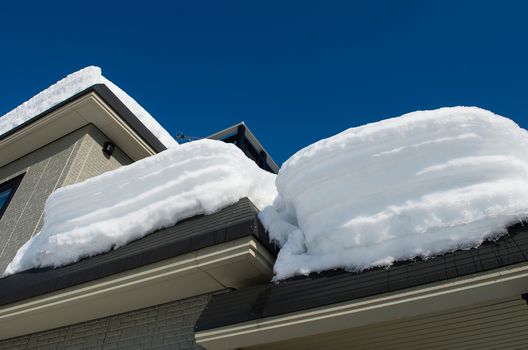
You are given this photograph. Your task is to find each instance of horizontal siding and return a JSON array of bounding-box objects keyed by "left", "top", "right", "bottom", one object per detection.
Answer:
[{"left": 248, "top": 297, "right": 528, "bottom": 350}]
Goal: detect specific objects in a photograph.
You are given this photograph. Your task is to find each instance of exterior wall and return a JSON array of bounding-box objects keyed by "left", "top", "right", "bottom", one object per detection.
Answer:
[
  {"left": 62, "top": 125, "right": 131, "bottom": 186},
  {"left": 0, "top": 125, "right": 131, "bottom": 272},
  {"left": 0, "top": 293, "right": 211, "bottom": 350},
  {"left": 245, "top": 296, "right": 528, "bottom": 350}
]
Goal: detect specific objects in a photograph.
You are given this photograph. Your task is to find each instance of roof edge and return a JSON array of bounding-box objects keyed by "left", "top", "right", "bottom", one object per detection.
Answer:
[
  {"left": 0, "top": 198, "right": 276, "bottom": 307},
  {"left": 194, "top": 261, "right": 528, "bottom": 350},
  {"left": 0, "top": 84, "right": 167, "bottom": 153},
  {"left": 195, "top": 222, "right": 528, "bottom": 333}
]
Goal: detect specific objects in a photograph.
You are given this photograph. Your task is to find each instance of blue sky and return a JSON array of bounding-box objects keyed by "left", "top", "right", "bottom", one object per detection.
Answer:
[{"left": 1, "top": 1, "right": 527, "bottom": 165}]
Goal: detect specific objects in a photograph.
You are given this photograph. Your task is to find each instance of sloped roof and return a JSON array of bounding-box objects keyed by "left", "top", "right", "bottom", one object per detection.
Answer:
[
  {"left": 195, "top": 222, "right": 528, "bottom": 332},
  {"left": 0, "top": 66, "right": 176, "bottom": 148},
  {"left": 0, "top": 84, "right": 167, "bottom": 153},
  {"left": 0, "top": 198, "right": 277, "bottom": 307}
]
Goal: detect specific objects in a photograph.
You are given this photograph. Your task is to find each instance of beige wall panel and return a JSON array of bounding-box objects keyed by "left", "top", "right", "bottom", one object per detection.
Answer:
[{"left": 0, "top": 125, "right": 131, "bottom": 272}]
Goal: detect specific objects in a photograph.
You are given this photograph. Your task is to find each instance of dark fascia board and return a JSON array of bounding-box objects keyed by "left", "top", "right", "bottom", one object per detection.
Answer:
[
  {"left": 207, "top": 123, "right": 280, "bottom": 174},
  {"left": 0, "top": 84, "right": 167, "bottom": 153},
  {"left": 0, "top": 198, "right": 277, "bottom": 307},
  {"left": 195, "top": 222, "right": 528, "bottom": 332}
]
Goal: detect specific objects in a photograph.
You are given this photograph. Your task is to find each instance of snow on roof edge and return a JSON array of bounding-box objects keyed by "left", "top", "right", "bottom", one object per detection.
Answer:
[
  {"left": 0, "top": 66, "right": 178, "bottom": 148},
  {"left": 4, "top": 139, "right": 276, "bottom": 276}
]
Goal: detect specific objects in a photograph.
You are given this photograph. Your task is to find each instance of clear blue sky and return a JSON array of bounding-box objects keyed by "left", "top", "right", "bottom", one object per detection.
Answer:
[{"left": 1, "top": 1, "right": 527, "bottom": 165}]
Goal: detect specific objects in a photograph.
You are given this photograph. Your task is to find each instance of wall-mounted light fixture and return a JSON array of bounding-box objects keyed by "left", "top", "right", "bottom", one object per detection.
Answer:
[{"left": 103, "top": 141, "right": 116, "bottom": 157}]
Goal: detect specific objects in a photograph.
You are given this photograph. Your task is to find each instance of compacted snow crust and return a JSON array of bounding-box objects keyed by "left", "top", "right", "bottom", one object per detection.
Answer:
[
  {"left": 260, "top": 107, "right": 528, "bottom": 280},
  {"left": 5, "top": 140, "right": 276, "bottom": 275},
  {"left": 0, "top": 66, "right": 177, "bottom": 148}
]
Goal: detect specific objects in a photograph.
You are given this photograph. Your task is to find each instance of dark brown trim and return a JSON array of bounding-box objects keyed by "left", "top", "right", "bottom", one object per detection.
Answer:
[
  {"left": 0, "top": 84, "right": 167, "bottom": 153},
  {"left": 91, "top": 84, "right": 166, "bottom": 152},
  {"left": 195, "top": 222, "right": 528, "bottom": 332},
  {"left": 0, "top": 198, "right": 277, "bottom": 307}
]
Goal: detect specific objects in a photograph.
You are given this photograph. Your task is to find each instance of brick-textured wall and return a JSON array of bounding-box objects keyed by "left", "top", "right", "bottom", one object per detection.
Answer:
[
  {"left": 0, "top": 123, "right": 212, "bottom": 350},
  {"left": 0, "top": 293, "right": 211, "bottom": 350},
  {"left": 0, "top": 125, "right": 131, "bottom": 272},
  {"left": 62, "top": 125, "right": 131, "bottom": 186}
]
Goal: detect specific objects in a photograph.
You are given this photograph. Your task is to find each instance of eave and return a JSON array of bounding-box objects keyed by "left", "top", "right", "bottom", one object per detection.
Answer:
[
  {"left": 195, "top": 261, "right": 528, "bottom": 350},
  {"left": 195, "top": 223, "right": 528, "bottom": 349},
  {"left": 0, "top": 198, "right": 276, "bottom": 340},
  {"left": 0, "top": 84, "right": 166, "bottom": 167}
]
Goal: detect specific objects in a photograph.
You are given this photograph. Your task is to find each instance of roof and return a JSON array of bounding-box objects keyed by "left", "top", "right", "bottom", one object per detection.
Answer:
[
  {"left": 0, "top": 66, "right": 176, "bottom": 149},
  {"left": 0, "top": 198, "right": 277, "bottom": 307},
  {"left": 0, "top": 84, "right": 167, "bottom": 153},
  {"left": 208, "top": 122, "right": 279, "bottom": 173},
  {"left": 195, "top": 222, "right": 528, "bottom": 332}
]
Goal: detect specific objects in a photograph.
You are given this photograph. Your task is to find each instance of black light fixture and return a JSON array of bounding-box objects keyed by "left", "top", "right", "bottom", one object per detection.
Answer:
[
  {"left": 522, "top": 293, "right": 528, "bottom": 305},
  {"left": 103, "top": 141, "right": 115, "bottom": 157}
]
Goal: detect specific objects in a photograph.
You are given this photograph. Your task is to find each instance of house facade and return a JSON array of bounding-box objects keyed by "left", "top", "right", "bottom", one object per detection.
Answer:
[
  {"left": 0, "top": 71, "right": 527, "bottom": 350},
  {"left": 0, "top": 80, "right": 276, "bottom": 349}
]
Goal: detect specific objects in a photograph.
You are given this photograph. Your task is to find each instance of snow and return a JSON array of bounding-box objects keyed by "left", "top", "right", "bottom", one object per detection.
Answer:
[
  {"left": 0, "top": 66, "right": 177, "bottom": 148},
  {"left": 260, "top": 107, "right": 528, "bottom": 280},
  {"left": 5, "top": 104, "right": 528, "bottom": 281},
  {"left": 4, "top": 140, "right": 276, "bottom": 275}
]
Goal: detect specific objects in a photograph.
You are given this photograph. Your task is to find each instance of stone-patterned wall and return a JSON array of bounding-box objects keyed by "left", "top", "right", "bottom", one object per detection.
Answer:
[
  {"left": 61, "top": 124, "right": 131, "bottom": 186},
  {"left": 0, "top": 125, "right": 131, "bottom": 272},
  {"left": 0, "top": 294, "right": 210, "bottom": 350}
]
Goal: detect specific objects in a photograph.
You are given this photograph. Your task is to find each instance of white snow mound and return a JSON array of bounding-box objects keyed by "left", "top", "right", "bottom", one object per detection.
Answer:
[
  {"left": 260, "top": 107, "right": 528, "bottom": 280},
  {"left": 4, "top": 140, "right": 276, "bottom": 275},
  {"left": 0, "top": 66, "right": 177, "bottom": 148}
]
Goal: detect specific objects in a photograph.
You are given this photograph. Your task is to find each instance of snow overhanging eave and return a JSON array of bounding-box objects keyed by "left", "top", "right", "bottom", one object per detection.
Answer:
[{"left": 0, "top": 84, "right": 166, "bottom": 167}]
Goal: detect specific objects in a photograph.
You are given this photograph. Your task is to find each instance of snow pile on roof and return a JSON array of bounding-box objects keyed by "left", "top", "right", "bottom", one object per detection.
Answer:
[
  {"left": 4, "top": 140, "right": 276, "bottom": 275},
  {"left": 260, "top": 107, "right": 528, "bottom": 280},
  {"left": 0, "top": 66, "right": 177, "bottom": 148}
]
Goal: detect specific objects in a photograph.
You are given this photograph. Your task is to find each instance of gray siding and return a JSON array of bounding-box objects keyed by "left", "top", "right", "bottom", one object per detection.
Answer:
[
  {"left": 0, "top": 124, "right": 213, "bottom": 350},
  {"left": 62, "top": 125, "right": 131, "bottom": 186},
  {"left": 0, "top": 125, "right": 131, "bottom": 272},
  {"left": 0, "top": 294, "right": 210, "bottom": 350},
  {"left": 246, "top": 297, "right": 528, "bottom": 350}
]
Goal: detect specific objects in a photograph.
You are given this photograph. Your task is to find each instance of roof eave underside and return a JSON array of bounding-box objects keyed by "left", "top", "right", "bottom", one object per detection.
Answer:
[
  {"left": 195, "top": 222, "right": 528, "bottom": 331},
  {"left": 0, "top": 198, "right": 277, "bottom": 307},
  {"left": 0, "top": 84, "right": 167, "bottom": 153}
]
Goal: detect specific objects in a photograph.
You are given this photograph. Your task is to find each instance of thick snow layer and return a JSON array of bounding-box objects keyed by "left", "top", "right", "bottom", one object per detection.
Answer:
[
  {"left": 260, "top": 107, "right": 528, "bottom": 280},
  {"left": 4, "top": 140, "right": 276, "bottom": 275},
  {"left": 0, "top": 66, "right": 177, "bottom": 148}
]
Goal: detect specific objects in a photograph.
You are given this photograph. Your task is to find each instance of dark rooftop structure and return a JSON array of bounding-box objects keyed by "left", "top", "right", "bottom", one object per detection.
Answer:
[{"left": 208, "top": 122, "right": 279, "bottom": 173}]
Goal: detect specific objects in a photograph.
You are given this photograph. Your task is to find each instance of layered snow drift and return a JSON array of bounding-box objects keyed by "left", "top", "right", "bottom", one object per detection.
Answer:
[
  {"left": 0, "top": 66, "right": 177, "bottom": 148},
  {"left": 260, "top": 107, "right": 528, "bottom": 280},
  {"left": 6, "top": 103, "right": 528, "bottom": 281},
  {"left": 4, "top": 140, "right": 276, "bottom": 275}
]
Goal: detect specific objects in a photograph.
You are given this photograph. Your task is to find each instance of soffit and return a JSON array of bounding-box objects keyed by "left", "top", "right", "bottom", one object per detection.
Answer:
[
  {"left": 0, "top": 198, "right": 277, "bottom": 340},
  {"left": 194, "top": 222, "right": 528, "bottom": 349},
  {"left": 195, "top": 261, "right": 528, "bottom": 349},
  {"left": 0, "top": 236, "right": 274, "bottom": 340},
  {"left": 246, "top": 296, "right": 528, "bottom": 350},
  {"left": 0, "top": 85, "right": 164, "bottom": 168}
]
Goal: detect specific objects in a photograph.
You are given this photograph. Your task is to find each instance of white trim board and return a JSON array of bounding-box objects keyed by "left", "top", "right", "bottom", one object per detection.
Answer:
[{"left": 0, "top": 237, "right": 274, "bottom": 340}]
